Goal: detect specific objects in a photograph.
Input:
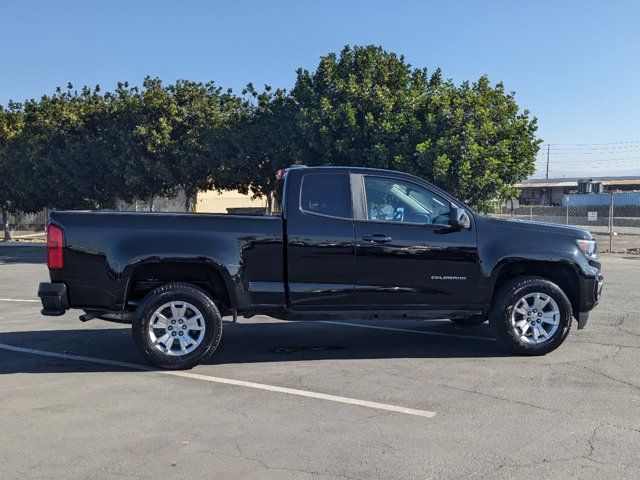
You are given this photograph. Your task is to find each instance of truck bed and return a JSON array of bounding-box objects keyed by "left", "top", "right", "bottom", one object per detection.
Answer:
[{"left": 49, "top": 211, "right": 284, "bottom": 311}]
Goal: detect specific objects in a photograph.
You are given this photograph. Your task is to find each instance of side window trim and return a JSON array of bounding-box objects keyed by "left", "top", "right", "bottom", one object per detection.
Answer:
[
  {"left": 298, "top": 172, "right": 354, "bottom": 221},
  {"left": 358, "top": 174, "right": 452, "bottom": 227}
]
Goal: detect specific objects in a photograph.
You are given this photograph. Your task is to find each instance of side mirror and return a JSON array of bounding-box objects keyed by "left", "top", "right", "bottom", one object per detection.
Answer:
[{"left": 449, "top": 206, "right": 471, "bottom": 230}]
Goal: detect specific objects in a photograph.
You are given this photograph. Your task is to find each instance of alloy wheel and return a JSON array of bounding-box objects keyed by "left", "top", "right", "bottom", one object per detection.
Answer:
[{"left": 147, "top": 301, "right": 206, "bottom": 355}]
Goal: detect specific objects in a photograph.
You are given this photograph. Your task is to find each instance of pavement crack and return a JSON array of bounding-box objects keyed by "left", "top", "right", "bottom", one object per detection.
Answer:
[
  {"left": 573, "top": 339, "right": 640, "bottom": 350},
  {"left": 586, "top": 424, "right": 599, "bottom": 459},
  {"left": 218, "top": 440, "right": 365, "bottom": 480},
  {"left": 475, "top": 426, "right": 623, "bottom": 479},
  {"left": 425, "top": 380, "right": 554, "bottom": 413},
  {"left": 570, "top": 361, "right": 640, "bottom": 393}
]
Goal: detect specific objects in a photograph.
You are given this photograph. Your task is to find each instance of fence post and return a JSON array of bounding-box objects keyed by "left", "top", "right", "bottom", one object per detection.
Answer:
[
  {"left": 566, "top": 205, "right": 569, "bottom": 225},
  {"left": 530, "top": 205, "right": 533, "bottom": 221},
  {"left": 609, "top": 192, "right": 614, "bottom": 252}
]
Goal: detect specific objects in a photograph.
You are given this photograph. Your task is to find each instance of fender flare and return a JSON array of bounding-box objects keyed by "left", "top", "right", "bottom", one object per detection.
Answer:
[{"left": 120, "top": 256, "right": 242, "bottom": 310}]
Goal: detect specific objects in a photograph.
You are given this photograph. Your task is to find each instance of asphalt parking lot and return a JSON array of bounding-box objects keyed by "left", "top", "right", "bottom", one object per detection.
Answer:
[{"left": 1, "top": 246, "right": 639, "bottom": 479}]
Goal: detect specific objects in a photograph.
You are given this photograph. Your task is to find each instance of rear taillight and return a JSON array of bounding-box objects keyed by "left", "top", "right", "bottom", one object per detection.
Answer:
[{"left": 47, "top": 225, "right": 64, "bottom": 269}]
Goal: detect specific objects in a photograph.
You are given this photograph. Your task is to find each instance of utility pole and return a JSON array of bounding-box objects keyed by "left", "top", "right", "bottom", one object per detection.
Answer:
[
  {"left": 546, "top": 144, "right": 550, "bottom": 179},
  {"left": 545, "top": 144, "right": 551, "bottom": 204},
  {"left": 609, "top": 191, "right": 614, "bottom": 252}
]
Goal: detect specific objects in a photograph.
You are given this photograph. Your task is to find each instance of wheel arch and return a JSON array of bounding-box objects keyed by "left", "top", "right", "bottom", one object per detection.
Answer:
[
  {"left": 123, "top": 258, "right": 238, "bottom": 313},
  {"left": 490, "top": 260, "right": 580, "bottom": 317}
]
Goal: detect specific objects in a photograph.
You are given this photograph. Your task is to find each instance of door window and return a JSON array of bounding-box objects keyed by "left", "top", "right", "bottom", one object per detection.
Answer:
[
  {"left": 300, "top": 173, "right": 352, "bottom": 219},
  {"left": 363, "top": 176, "right": 450, "bottom": 225}
]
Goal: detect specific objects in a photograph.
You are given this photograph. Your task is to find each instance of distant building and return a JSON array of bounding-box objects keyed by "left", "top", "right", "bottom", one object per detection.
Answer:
[
  {"left": 196, "top": 189, "right": 266, "bottom": 214},
  {"left": 516, "top": 176, "right": 640, "bottom": 206}
]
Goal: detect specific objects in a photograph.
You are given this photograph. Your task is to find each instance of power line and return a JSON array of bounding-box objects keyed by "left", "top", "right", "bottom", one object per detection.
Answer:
[
  {"left": 535, "top": 155, "right": 640, "bottom": 163},
  {"left": 544, "top": 140, "right": 640, "bottom": 147},
  {"left": 536, "top": 148, "right": 640, "bottom": 156},
  {"left": 535, "top": 163, "right": 640, "bottom": 169},
  {"left": 541, "top": 145, "right": 640, "bottom": 151}
]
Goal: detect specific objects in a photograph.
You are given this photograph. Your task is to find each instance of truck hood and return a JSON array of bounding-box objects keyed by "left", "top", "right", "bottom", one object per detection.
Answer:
[{"left": 480, "top": 216, "right": 593, "bottom": 240}]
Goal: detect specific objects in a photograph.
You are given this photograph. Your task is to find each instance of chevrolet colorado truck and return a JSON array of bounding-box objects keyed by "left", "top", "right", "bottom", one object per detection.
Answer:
[{"left": 38, "top": 166, "right": 604, "bottom": 369}]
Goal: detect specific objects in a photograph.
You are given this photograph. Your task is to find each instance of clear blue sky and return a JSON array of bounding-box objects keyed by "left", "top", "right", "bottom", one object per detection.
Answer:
[{"left": 1, "top": 0, "right": 639, "bottom": 177}]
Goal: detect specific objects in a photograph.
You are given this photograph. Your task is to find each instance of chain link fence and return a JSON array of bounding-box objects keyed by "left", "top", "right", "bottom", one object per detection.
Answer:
[
  {"left": 2, "top": 194, "right": 190, "bottom": 242},
  {"left": 5, "top": 188, "right": 639, "bottom": 253},
  {"left": 491, "top": 192, "right": 640, "bottom": 253}
]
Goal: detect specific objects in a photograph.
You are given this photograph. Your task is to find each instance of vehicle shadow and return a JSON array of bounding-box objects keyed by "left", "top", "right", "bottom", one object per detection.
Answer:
[
  {"left": 0, "top": 245, "right": 46, "bottom": 265},
  {"left": 0, "top": 319, "right": 510, "bottom": 374}
]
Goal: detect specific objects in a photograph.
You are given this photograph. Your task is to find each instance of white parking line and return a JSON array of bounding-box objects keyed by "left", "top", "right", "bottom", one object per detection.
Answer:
[
  {"left": 0, "top": 342, "right": 437, "bottom": 418},
  {"left": 319, "top": 320, "right": 497, "bottom": 342},
  {"left": 0, "top": 298, "right": 40, "bottom": 303}
]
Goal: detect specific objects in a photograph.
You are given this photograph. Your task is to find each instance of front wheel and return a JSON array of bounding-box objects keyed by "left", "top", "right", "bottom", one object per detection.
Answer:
[
  {"left": 491, "top": 276, "right": 572, "bottom": 356},
  {"left": 132, "top": 282, "right": 222, "bottom": 369}
]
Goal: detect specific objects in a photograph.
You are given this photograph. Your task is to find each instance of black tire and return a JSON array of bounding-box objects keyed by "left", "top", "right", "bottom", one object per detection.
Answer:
[
  {"left": 132, "top": 282, "right": 222, "bottom": 369},
  {"left": 490, "top": 276, "right": 572, "bottom": 356},
  {"left": 450, "top": 315, "right": 487, "bottom": 326}
]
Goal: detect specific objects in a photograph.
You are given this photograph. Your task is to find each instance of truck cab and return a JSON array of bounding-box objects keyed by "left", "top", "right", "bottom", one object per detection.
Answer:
[{"left": 281, "top": 167, "right": 479, "bottom": 313}]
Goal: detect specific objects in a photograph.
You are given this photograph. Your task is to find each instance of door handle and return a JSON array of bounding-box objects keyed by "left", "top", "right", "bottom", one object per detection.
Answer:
[{"left": 362, "top": 234, "right": 392, "bottom": 243}]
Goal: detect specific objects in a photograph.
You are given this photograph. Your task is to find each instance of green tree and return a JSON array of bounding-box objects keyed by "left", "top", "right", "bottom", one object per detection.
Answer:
[
  {"left": 0, "top": 103, "right": 25, "bottom": 240},
  {"left": 166, "top": 80, "right": 242, "bottom": 212},
  {"left": 292, "top": 45, "right": 540, "bottom": 209},
  {"left": 409, "top": 75, "right": 540, "bottom": 210},
  {"left": 6, "top": 84, "right": 126, "bottom": 214},
  {"left": 221, "top": 84, "right": 298, "bottom": 210},
  {"left": 1, "top": 45, "right": 539, "bottom": 217},
  {"left": 291, "top": 45, "right": 427, "bottom": 169},
  {"left": 115, "top": 78, "right": 177, "bottom": 211}
]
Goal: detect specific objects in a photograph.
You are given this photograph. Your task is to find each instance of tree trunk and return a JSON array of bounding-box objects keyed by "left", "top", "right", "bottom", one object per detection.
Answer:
[
  {"left": 265, "top": 192, "right": 274, "bottom": 214},
  {"left": 184, "top": 186, "right": 196, "bottom": 213},
  {"left": 2, "top": 205, "right": 11, "bottom": 242},
  {"left": 148, "top": 194, "right": 155, "bottom": 212}
]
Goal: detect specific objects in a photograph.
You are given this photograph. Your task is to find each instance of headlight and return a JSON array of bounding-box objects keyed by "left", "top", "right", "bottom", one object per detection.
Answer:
[{"left": 576, "top": 239, "right": 597, "bottom": 259}]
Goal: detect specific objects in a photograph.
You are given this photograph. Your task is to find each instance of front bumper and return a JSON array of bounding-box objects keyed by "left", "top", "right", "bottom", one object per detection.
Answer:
[
  {"left": 38, "top": 282, "right": 69, "bottom": 316},
  {"left": 576, "top": 273, "right": 604, "bottom": 329},
  {"left": 595, "top": 274, "right": 605, "bottom": 302}
]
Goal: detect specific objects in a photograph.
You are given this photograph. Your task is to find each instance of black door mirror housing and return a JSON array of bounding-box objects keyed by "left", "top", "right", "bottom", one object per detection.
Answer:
[{"left": 449, "top": 206, "right": 471, "bottom": 230}]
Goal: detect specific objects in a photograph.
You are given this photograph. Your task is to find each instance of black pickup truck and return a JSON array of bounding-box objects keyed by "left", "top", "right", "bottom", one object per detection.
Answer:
[{"left": 39, "top": 166, "right": 604, "bottom": 369}]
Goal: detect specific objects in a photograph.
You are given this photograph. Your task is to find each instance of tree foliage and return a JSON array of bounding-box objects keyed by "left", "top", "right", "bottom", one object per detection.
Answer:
[
  {"left": 0, "top": 103, "right": 25, "bottom": 210},
  {"left": 292, "top": 45, "right": 428, "bottom": 169},
  {"left": 0, "top": 44, "right": 541, "bottom": 222},
  {"left": 292, "top": 45, "right": 541, "bottom": 210},
  {"left": 0, "top": 103, "right": 25, "bottom": 239},
  {"left": 221, "top": 84, "right": 298, "bottom": 210},
  {"left": 166, "top": 80, "right": 242, "bottom": 211}
]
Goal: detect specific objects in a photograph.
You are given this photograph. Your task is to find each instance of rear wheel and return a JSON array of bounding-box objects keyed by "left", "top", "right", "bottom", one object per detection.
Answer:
[
  {"left": 132, "top": 282, "right": 222, "bottom": 369},
  {"left": 491, "top": 276, "right": 572, "bottom": 355},
  {"left": 450, "top": 315, "right": 486, "bottom": 326}
]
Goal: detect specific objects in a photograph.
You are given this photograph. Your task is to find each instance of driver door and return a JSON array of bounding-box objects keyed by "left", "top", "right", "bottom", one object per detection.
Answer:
[{"left": 352, "top": 173, "right": 479, "bottom": 308}]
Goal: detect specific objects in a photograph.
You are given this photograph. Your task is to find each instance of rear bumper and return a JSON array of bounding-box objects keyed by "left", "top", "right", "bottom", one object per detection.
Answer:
[{"left": 38, "top": 282, "right": 69, "bottom": 316}]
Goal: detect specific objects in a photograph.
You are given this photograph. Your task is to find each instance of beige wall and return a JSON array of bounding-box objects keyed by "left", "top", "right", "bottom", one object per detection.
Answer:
[{"left": 196, "top": 189, "right": 266, "bottom": 213}]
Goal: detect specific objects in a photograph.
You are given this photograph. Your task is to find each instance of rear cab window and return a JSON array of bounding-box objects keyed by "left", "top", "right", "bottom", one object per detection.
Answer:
[{"left": 299, "top": 173, "right": 352, "bottom": 219}]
